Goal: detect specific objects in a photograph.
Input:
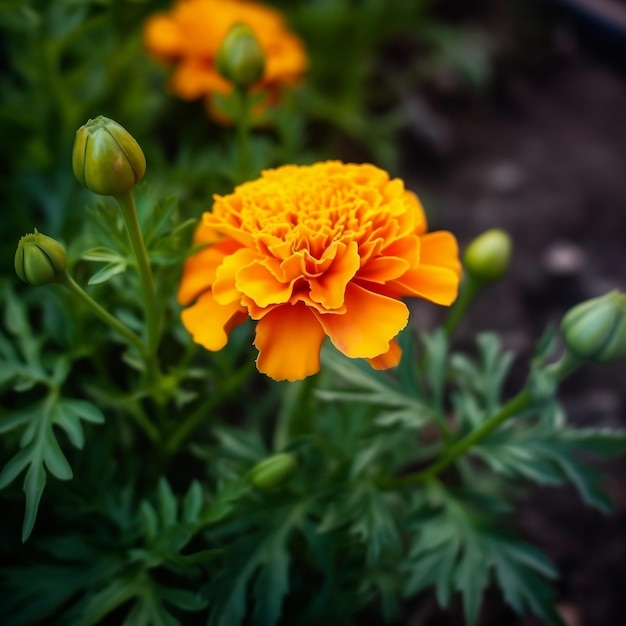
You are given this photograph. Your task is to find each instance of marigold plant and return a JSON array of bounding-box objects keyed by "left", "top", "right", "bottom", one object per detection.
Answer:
[
  {"left": 144, "top": 0, "right": 307, "bottom": 109},
  {"left": 178, "top": 161, "right": 462, "bottom": 381}
]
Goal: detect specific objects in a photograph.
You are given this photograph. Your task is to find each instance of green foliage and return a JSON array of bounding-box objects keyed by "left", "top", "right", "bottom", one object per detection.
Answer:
[
  {"left": 0, "top": 285, "right": 105, "bottom": 541},
  {"left": 404, "top": 487, "right": 563, "bottom": 626}
]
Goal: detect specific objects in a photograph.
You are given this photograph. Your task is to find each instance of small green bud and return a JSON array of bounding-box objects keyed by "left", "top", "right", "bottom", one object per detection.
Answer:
[
  {"left": 72, "top": 116, "right": 146, "bottom": 196},
  {"left": 15, "top": 230, "right": 67, "bottom": 286},
  {"left": 216, "top": 23, "right": 265, "bottom": 89},
  {"left": 463, "top": 229, "right": 512, "bottom": 283},
  {"left": 561, "top": 290, "right": 626, "bottom": 363},
  {"left": 247, "top": 453, "right": 297, "bottom": 490}
]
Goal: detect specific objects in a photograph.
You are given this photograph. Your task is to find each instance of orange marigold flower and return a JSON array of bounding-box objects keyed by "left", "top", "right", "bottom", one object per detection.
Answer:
[
  {"left": 143, "top": 0, "right": 307, "bottom": 103},
  {"left": 178, "top": 162, "right": 462, "bottom": 381}
]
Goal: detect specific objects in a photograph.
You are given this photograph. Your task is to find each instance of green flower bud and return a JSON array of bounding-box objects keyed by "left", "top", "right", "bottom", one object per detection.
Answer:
[
  {"left": 248, "top": 453, "right": 297, "bottom": 490},
  {"left": 561, "top": 290, "right": 626, "bottom": 363},
  {"left": 463, "top": 229, "right": 512, "bottom": 283},
  {"left": 72, "top": 116, "right": 146, "bottom": 196},
  {"left": 15, "top": 230, "right": 67, "bottom": 286},
  {"left": 216, "top": 23, "right": 265, "bottom": 89}
]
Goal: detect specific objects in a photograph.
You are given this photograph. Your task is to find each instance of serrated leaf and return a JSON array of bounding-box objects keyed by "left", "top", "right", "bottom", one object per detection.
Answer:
[
  {"left": 0, "top": 447, "right": 32, "bottom": 489},
  {"left": 545, "top": 449, "right": 613, "bottom": 514},
  {"left": 3, "top": 286, "right": 40, "bottom": 366},
  {"left": 206, "top": 506, "right": 297, "bottom": 626},
  {"left": 54, "top": 410, "right": 85, "bottom": 449},
  {"left": 140, "top": 501, "right": 159, "bottom": 541},
  {"left": 421, "top": 329, "right": 449, "bottom": 410},
  {"left": 3, "top": 285, "right": 30, "bottom": 338},
  {"left": 156, "top": 524, "right": 192, "bottom": 554},
  {"left": 64, "top": 399, "right": 105, "bottom": 424},
  {"left": 562, "top": 427, "right": 626, "bottom": 457},
  {"left": 350, "top": 487, "right": 402, "bottom": 566},
  {"left": 81, "top": 246, "right": 124, "bottom": 262},
  {"left": 403, "top": 490, "right": 563, "bottom": 626},
  {"left": 213, "top": 427, "right": 266, "bottom": 463},
  {"left": 42, "top": 430, "right": 73, "bottom": 480},
  {"left": 182, "top": 480, "right": 203, "bottom": 524},
  {"left": 321, "top": 345, "right": 393, "bottom": 394},
  {"left": 158, "top": 478, "right": 178, "bottom": 526},
  {"left": 0, "top": 394, "right": 104, "bottom": 540},
  {"left": 87, "top": 261, "right": 127, "bottom": 285},
  {"left": 488, "top": 540, "right": 564, "bottom": 625},
  {"left": 474, "top": 410, "right": 620, "bottom": 513},
  {"left": 0, "top": 404, "right": 40, "bottom": 434},
  {"left": 74, "top": 577, "right": 138, "bottom": 626},
  {"left": 159, "top": 586, "right": 207, "bottom": 612},
  {"left": 200, "top": 482, "right": 249, "bottom": 526},
  {"left": 251, "top": 537, "right": 290, "bottom": 626},
  {"left": 22, "top": 463, "right": 46, "bottom": 541},
  {"left": 454, "top": 540, "right": 489, "bottom": 626}
]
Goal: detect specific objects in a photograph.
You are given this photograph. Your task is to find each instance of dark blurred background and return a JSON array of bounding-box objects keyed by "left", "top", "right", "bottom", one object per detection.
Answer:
[{"left": 393, "top": 1, "right": 626, "bottom": 624}]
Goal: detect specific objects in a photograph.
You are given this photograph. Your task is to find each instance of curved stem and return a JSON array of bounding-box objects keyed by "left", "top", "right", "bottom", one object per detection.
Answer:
[
  {"left": 392, "top": 388, "right": 534, "bottom": 488},
  {"left": 235, "top": 86, "right": 251, "bottom": 180},
  {"left": 58, "top": 270, "right": 146, "bottom": 356},
  {"left": 442, "top": 275, "right": 481, "bottom": 339},
  {"left": 113, "top": 190, "right": 160, "bottom": 359}
]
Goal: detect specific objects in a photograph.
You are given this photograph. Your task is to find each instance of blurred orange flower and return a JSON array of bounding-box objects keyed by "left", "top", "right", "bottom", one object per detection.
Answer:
[
  {"left": 144, "top": 0, "right": 307, "bottom": 110},
  {"left": 178, "top": 162, "right": 461, "bottom": 381}
]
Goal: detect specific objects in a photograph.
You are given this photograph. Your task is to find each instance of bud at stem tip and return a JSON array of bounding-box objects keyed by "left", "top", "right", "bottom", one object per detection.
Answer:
[
  {"left": 561, "top": 290, "right": 626, "bottom": 363},
  {"left": 463, "top": 229, "right": 512, "bottom": 284},
  {"left": 72, "top": 116, "right": 146, "bottom": 196},
  {"left": 15, "top": 229, "right": 67, "bottom": 286},
  {"left": 216, "top": 23, "right": 266, "bottom": 89}
]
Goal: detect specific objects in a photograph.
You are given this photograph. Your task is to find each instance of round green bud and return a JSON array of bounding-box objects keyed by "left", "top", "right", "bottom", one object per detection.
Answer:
[
  {"left": 463, "top": 229, "right": 513, "bottom": 283},
  {"left": 247, "top": 453, "right": 297, "bottom": 490},
  {"left": 216, "top": 23, "right": 266, "bottom": 89},
  {"left": 15, "top": 229, "right": 67, "bottom": 286},
  {"left": 561, "top": 291, "right": 626, "bottom": 364},
  {"left": 72, "top": 116, "right": 146, "bottom": 196}
]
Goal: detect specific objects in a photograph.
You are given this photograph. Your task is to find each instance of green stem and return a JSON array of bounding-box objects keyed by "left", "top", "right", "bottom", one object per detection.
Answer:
[
  {"left": 58, "top": 270, "right": 146, "bottom": 356},
  {"left": 125, "top": 399, "right": 161, "bottom": 444},
  {"left": 164, "top": 360, "right": 256, "bottom": 457},
  {"left": 235, "top": 85, "right": 251, "bottom": 179},
  {"left": 273, "top": 378, "right": 311, "bottom": 451},
  {"left": 442, "top": 275, "right": 481, "bottom": 339},
  {"left": 113, "top": 190, "right": 159, "bottom": 358},
  {"left": 392, "top": 388, "right": 534, "bottom": 488}
]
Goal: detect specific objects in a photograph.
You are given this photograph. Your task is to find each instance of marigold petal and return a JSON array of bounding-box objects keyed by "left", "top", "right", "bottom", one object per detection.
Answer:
[
  {"left": 367, "top": 339, "right": 402, "bottom": 370},
  {"left": 144, "top": 15, "right": 182, "bottom": 59},
  {"left": 181, "top": 291, "right": 245, "bottom": 351},
  {"left": 394, "top": 266, "right": 461, "bottom": 305},
  {"left": 404, "top": 191, "right": 428, "bottom": 235},
  {"left": 178, "top": 239, "right": 241, "bottom": 306},
  {"left": 357, "top": 256, "right": 410, "bottom": 284},
  {"left": 170, "top": 59, "right": 231, "bottom": 100},
  {"left": 213, "top": 248, "right": 260, "bottom": 305},
  {"left": 419, "top": 231, "right": 462, "bottom": 277},
  {"left": 237, "top": 259, "right": 294, "bottom": 307},
  {"left": 309, "top": 241, "right": 360, "bottom": 310},
  {"left": 254, "top": 303, "right": 326, "bottom": 381},
  {"left": 315, "top": 284, "right": 409, "bottom": 359}
]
